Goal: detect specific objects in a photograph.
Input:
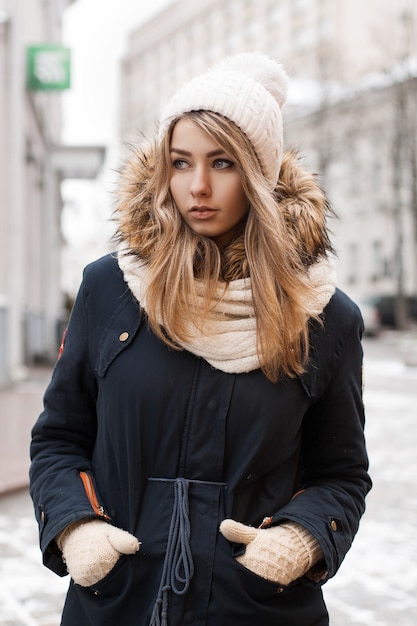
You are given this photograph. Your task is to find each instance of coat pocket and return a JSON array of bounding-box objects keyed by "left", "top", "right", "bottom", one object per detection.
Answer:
[
  {"left": 95, "top": 298, "right": 143, "bottom": 378},
  {"left": 222, "top": 534, "right": 291, "bottom": 601},
  {"left": 213, "top": 535, "right": 328, "bottom": 625}
]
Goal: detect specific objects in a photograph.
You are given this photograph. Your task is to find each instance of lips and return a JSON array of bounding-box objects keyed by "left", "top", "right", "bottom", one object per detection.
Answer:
[
  {"left": 190, "top": 205, "right": 217, "bottom": 219},
  {"left": 191, "top": 205, "right": 215, "bottom": 212}
]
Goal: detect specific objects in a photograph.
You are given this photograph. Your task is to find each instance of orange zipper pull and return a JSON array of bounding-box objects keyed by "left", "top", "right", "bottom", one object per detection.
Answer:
[
  {"left": 80, "top": 471, "right": 110, "bottom": 520},
  {"left": 259, "top": 516, "right": 273, "bottom": 529}
]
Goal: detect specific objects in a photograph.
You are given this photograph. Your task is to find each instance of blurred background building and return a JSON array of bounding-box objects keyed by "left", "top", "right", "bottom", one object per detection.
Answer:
[
  {"left": 0, "top": 0, "right": 104, "bottom": 386},
  {"left": 120, "top": 0, "right": 417, "bottom": 330},
  {"left": 1, "top": 0, "right": 416, "bottom": 386}
]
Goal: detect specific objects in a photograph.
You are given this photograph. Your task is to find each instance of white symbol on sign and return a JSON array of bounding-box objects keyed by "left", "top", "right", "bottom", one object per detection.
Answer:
[{"left": 34, "top": 51, "right": 67, "bottom": 85}]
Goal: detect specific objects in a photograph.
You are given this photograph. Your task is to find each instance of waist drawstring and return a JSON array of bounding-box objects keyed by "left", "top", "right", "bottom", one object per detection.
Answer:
[{"left": 150, "top": 477, "right": 194, "bottom": 626}]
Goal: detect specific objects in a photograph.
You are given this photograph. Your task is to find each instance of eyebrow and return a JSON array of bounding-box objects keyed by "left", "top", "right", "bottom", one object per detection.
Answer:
[{"left": 170, "top": 147, "right": 227, "bottom": 157}]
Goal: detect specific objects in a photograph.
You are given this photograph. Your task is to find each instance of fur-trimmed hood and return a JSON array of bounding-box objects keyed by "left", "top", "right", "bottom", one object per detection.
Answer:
[{"left": 114, "top": 144, "right": 335, "bottom": 271}]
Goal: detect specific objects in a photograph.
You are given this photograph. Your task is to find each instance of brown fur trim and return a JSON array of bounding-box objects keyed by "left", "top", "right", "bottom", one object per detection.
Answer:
[
  {"left": 114, "top": 144, "right": 335, "bottom": 270},
  {"left": 276, "top": 151, "right": 336, "bottom": 265}
]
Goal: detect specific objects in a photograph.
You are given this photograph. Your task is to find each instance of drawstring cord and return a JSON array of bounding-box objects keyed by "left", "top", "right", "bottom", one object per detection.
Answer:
[{"left": 150, "top": 478, "right": 194, "bottom": 626}]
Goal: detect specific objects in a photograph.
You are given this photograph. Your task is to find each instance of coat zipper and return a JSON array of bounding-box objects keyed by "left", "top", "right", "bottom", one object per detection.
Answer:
[
  {"left": 80, "top": 471, "right": 110, "bottom": 520},
  {"left": 259, "top": 516, "right": 273, "bottom": 529}
]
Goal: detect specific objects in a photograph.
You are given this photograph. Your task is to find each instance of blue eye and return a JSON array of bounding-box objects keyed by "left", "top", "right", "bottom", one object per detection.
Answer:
[
  {"left": 173, "top": 159, "right": 188, "bottom": 169},
  {"left": 213, "top": 159, "right": 233, "bottom": 169}
]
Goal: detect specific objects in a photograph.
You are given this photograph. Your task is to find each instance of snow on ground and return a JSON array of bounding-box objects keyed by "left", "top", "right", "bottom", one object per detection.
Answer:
[
  {"left": 0, "top": 336, "right": 416, "bottom": 625},
  {"left": 324, "top": 339, "right": 417, "bottom": 625}
]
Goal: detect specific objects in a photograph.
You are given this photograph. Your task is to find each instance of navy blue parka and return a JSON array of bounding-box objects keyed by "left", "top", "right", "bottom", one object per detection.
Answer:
[
  {"left": 30, "top": 254, "right": 371, "bottom": 626},
  {"left": 30, "top": 150, "right": 371, "bottom": 626}
]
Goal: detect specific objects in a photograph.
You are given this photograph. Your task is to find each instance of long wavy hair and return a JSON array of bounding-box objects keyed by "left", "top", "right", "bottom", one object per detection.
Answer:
[{"left": 115, "top": 111, "right": 331, "bottom": 381}]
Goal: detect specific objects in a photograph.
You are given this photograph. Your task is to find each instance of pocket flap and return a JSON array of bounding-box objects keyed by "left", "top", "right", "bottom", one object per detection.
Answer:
[{"left": 95, "top": 296, "right": 143, "bottom": 377}]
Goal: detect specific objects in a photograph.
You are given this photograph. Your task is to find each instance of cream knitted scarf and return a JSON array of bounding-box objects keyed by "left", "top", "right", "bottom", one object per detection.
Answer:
[{"left": 118, "top": 252, "right": 337, "bottom": 374}]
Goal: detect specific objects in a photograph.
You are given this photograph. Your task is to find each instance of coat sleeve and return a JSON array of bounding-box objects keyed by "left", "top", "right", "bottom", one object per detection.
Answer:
[
  {"left": 272, "top": 291, "right": 372, "bottom": 584},
  {"left": 29, "top": 259, "right": 111, "bottom": 576}
]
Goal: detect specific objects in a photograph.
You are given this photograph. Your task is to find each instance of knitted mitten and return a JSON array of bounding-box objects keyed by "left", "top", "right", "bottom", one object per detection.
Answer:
[
  {"left": 219, "top": 519, "right": 323, "bottom": 586},
  {"left": 56, "top": 519, "right": 140, "bottom": 587}
]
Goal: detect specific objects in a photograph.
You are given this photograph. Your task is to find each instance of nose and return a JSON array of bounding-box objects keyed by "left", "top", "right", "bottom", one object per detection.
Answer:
[{"left": 190, "top": 165, "right": 211, "bottom": 197}]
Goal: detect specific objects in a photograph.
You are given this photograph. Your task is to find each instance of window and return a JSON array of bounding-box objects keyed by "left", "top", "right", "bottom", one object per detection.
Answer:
[
  {"left": 347, "top": 242, "right": 358, "bottom": 285},
  {"left": 371, "top": 240, "right": 384, "bottom": 282}
]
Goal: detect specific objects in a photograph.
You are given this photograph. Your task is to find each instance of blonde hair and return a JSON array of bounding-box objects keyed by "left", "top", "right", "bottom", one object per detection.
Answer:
[{"left": 116, "top": 111, "right": 328, "bottom": 381}]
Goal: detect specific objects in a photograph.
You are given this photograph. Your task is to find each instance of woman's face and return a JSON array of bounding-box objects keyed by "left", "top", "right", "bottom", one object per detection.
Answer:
[{"left": 169, "top": 118, "right": 248, "bottom": 247}]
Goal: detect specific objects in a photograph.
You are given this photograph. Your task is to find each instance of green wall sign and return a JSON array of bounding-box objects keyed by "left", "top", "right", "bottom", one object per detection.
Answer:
[{"left": 27, "top": 45, "right": 71, "bottom": 91}]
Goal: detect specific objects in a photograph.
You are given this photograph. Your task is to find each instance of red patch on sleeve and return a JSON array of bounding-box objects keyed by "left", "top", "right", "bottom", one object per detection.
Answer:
[{"left": 58, "top": 328, "right": 67, "bottom": 359}]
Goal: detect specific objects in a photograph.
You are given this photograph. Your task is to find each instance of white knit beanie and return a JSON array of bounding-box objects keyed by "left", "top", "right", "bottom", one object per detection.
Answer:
[{"left": 158, "top": 52, "right": 289, "bottom": 189}]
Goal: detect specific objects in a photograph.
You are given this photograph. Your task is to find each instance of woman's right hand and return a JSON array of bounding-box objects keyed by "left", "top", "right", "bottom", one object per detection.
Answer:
[{"left": 57, "top": 519, "right": 140, "bottom": 586}]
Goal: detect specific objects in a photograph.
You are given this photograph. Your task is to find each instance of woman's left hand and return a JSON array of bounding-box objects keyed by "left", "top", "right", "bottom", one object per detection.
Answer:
[{"left": 219, "top": 519, "right": 323, "bottom": 586}]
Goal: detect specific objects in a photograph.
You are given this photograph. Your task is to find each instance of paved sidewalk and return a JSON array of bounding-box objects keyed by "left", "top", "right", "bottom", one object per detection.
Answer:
[
  {"left": 0, "top": 368, "right": 52, "bottom": 494},
  {"left": 0, "top": 489, "right": 68, "bottom": 626}
]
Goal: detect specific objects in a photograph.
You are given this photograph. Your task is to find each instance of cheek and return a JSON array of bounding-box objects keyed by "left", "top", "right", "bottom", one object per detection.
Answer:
[
  {"left": 232, "top": 184, "right": 248, "bottom": 218},
  {"left": 169, "top": 177, "right": 176, "bottom": 198},
  {"left": 169, "top": 179, "right": 189, "bottom": 222},
  {"left": 169, "top": 178, "right": 182, "bottom": 205}
]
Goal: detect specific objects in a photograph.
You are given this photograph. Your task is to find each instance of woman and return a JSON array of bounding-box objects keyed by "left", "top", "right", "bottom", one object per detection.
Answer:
[{"left": 30, "top": 52, "right": 371, "bottom": 626}]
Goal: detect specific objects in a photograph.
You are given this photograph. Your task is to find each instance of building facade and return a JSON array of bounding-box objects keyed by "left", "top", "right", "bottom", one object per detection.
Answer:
[
  {"left": 0, "top": 0, "right": 105, "bottom": 386},
  {"left": 119, "top": 0, "right": 417, "bottom": 323}
]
